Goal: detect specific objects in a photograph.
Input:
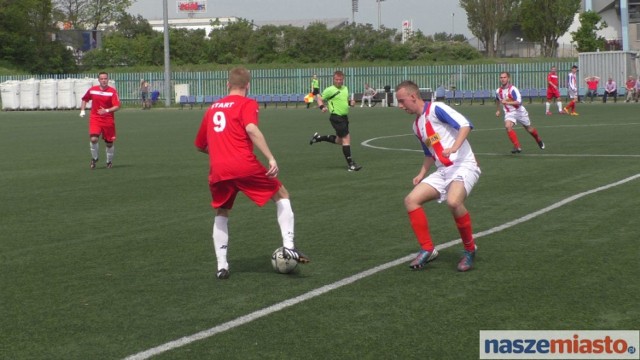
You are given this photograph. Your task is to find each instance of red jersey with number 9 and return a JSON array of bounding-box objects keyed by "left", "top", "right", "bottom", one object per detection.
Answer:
[{"left": 194, "top": 94, "right": 266, "bottom": 184}]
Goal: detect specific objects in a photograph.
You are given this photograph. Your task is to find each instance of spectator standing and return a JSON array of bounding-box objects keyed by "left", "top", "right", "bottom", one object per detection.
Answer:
[
  {"left": 603, "top": 77, "right": 618, "bottom": 103},
  {"left": 140, "top": 79, "right": 151, "bottom": 110}
]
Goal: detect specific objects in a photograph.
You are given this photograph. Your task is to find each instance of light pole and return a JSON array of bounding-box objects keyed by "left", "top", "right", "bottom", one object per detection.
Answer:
[
  {"left": 452, "top": 12, "right": 455, "bottom": 35},
  {"left": 352, "top": 0, "right": 358, "bottom": 24},
  {"left": 377, "top": 0, "right": 386, "bottom": 30}
]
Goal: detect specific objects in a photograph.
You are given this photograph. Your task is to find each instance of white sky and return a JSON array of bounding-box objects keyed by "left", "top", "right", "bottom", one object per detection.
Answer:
[{"left": 126, "top": 0, "right": 472, "bottom": 37}]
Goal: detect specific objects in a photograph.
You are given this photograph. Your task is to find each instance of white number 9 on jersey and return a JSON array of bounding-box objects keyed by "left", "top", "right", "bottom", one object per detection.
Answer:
[{"left": 212, "top": 111, "right": 226, "bottom": 132}]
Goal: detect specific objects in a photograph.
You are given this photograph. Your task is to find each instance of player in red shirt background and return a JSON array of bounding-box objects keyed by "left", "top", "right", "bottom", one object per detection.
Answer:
[
  {"left": 79, "top": 72, "right": 121, "bottom": 169},
  {"left": 545, "top": 66, "right": 564, "bottom": 115},
  {"left": 194, "top": 67, "right": 309, "bottom": 280}
]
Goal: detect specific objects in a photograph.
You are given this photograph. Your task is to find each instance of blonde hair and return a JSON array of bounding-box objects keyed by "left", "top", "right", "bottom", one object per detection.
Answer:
[{"left": 228, "top": 67, "right": 251, "bottom": 89}]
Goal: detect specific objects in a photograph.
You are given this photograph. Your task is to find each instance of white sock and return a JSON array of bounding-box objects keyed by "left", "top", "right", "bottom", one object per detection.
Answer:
[
  {"left": 276, "top": 199, "right": 295, "bottom": 249},
  {"left": 106, "top": 145, "right": 114, "bottom": 163},
  {"left": 213, "top": 216, "right": 229, "bottom": 271},
  {"left": 545, "top": 102, "right": 550, "bottom": 112},
  {"left": 90, "top": 142, "right": 99, "bottom": 160},
  {"left": 557, "top": 102, "right": 563, "bottom": 111}
]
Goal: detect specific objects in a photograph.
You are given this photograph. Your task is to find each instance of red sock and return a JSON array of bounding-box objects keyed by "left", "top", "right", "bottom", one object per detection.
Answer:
[
  {"left": 568, "top": 100, "right": 575, "bottom": 111},
  {"left": 529, "top": 127, "right": 541, "bottom": 142},
  {"left": 507, "top": 129, "right": 520, "bottom": 148},
  {"left": 454, "top": 212, "right": 475, "bottom": 252},
  {"left": 408, "top": 208, "right": 434, "bottom": 251}
]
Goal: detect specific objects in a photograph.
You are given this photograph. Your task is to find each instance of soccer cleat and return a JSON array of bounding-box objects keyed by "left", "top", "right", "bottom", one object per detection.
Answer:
[
  {"left": 563, "top": 107, "right": 570, "bottom": 114},
  {"left": 537, "top": 140, "right": 545, "bottom": 150},
  {"left": 409, "top": 248, "right": 439, "bottom": 270},
  {"left": 457, "top": 248, "right": 476, "bottom": 272},
  {"left": 90, "top": 158, "right": 98, "bottom": 170},
  {"left": 570, "top": 112, "right": 579, "bottom": 116},
  {"left": 545, "top": 111, "right": 552, "bottom": 116},
  {"left": 309, "top": 132, "right": 320, "bottom": 145},
  {"left": 511, "top": 147, "right": 522, "bottom": 154},
  {"left": 284, "top": 247, "right": 310, "bottom": 264},
  {"left": 106, "top": 161, "right": 113, "bottom": 169},
  {"left": 347, "top": 162, "right": 363, "bottom": 172},
  {"left": 216, "top": 269, "right": 230, "bottom": 280}
]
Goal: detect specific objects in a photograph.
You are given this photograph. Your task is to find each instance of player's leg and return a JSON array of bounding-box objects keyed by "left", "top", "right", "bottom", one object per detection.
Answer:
[
  {"left": 209, "top": 181, "right": 238, "bottom": 279},
  {"left": 102, "top": 124, "right": 116, "bottom": 168},
  {"left": 405, "top": 181, "right": 441, "bottom": 269},
  {"left": 448, "top": 164, "right": 481, "bottom": 271},
  {"left": 504, "top": 119, "right": 521, "bottom": 153},
  {"left": 89, "top": 135, "right": 100, "bottom": 169},
  {"left": 270, "top": 184, "right": 309, "bottom": 263}
]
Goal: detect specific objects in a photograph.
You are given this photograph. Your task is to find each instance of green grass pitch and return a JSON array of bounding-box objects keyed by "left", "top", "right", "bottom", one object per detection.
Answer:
[{"left": 1, "top": 101, "right": 639, "bottom": 359}]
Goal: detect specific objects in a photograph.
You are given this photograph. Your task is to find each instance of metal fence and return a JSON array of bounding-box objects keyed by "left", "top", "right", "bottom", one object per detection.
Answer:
[{"left": 1, "top": 62, "right": 576, "bottom": 105}]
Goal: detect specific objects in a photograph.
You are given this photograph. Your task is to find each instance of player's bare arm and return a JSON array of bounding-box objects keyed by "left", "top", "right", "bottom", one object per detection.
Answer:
[{"left": 245, "top": 123, "right": 279, "bottom": 177}]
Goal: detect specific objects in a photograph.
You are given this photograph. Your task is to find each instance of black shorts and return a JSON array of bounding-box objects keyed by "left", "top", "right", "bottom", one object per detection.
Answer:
[
  {"left": 329, "top": 113, "right": 349, "bottom": 138},
  {"left": 312, "top": 88, "right": 320, "bottom": 96}
]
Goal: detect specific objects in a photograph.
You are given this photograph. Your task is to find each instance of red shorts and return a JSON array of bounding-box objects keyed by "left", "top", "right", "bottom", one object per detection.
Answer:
[
  {"left": 546, "top": 88, "right": 560, "bottom": 100},
  {"left": 89, "top": 121, "right": 116, "bottom": 142},
  {"left": 209, "top": 174, "right": 282, "bottom": 209}
]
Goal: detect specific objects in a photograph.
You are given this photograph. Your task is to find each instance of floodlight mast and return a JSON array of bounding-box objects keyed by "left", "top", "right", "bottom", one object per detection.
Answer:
[{"left": 163, "top": 0, "right": 171, "bottom": 107}]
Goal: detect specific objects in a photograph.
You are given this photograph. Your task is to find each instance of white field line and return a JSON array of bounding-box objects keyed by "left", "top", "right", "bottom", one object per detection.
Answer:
[{"left": 124, "top": 173, "right": 640, "bottom": 360}]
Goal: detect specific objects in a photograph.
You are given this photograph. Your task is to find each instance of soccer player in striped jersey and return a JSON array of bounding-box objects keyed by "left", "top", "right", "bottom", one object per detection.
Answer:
[
  {"left": 496, "top": 71, "right": 545, "bottom": 153},
  {"left": 395, "top": 80, "right": 481, "bottom": 272},
  {"left": 564, "top": 65, "right": 579, "bottom": 115}
]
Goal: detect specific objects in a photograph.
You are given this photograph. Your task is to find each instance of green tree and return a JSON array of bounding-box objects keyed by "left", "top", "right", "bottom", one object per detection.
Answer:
[
  {"left": 520, "top": 0, "right": 580, "bottom": 57},
  {"left": 53, "top": 0, "right": 133, "bottom": 30},
  {"left": 0, "top": 0, "right": 76, "bottom": 73},
  {"left": 460, "top": 0, "right": 519, "bottom": 57},
  {"left": 571, "top": 10, "right": 607, "bottom": 52}
]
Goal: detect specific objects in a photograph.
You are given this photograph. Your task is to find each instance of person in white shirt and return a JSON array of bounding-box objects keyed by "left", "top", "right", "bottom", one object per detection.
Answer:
[
  {"left": 361, "top": 83, "right": 377, "bottom": 107},
  {"left": 563, "top": 65, "right": 579, "bottom": 115},
  {"left": 603, "top": 77, "right": 618, "bottom": 103},
  {"left": 394, "top": 80, "right": 481, "bottom": 272}
]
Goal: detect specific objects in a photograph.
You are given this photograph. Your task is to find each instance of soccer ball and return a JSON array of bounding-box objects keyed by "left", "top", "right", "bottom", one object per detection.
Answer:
[{"left": 271, "top": 247, "right": 298, "bottom": 274}]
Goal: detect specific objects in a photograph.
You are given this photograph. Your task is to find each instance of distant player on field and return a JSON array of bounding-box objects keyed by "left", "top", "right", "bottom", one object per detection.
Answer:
[
  {"left": 194, "top": 67, "right": 309, "bottom": 280},
  {"left": 79, "top": 72, "right": 121, "bottom": 169},
  {"left": 545, "top": 66, "right": 564, "bottom": 115},
  {"left": 496, "top": 71, "right": 545, "bottom": 154},
  {"left": 563, "top": 65, "right": 579, "bottom": 115}
]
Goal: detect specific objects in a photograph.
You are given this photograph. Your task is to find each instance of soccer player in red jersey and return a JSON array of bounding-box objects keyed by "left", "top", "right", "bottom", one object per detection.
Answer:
[
  {"left": 194, "top": 67, "right": 309, "bottom": 280},
  {"left": 545, "top": 66, "right": 564, "bottom": 115},
  {"left": 79, "top": 72, "right": 121, "bottom": 169}
]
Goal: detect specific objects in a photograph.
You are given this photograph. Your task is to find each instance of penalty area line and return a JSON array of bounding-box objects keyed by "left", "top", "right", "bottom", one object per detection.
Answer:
[{"left": 123, "top": 172, "right": 640, "bottom": 360}]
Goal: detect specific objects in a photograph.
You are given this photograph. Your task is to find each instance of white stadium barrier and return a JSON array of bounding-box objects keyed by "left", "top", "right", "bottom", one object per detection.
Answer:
[{"left": 0, "top": 80, "right": 21, "bottom": 110}]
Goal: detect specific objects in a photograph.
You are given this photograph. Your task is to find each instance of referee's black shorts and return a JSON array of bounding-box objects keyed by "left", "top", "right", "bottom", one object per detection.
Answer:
[{"left": 329, "top": 113, "right": 349, "bottom": 138}]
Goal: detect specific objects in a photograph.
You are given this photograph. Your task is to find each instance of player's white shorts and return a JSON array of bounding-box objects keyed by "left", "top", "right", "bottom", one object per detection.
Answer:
[
  {"left": 504, "top": 107, "right": 531, "bottom": 127},
  {"left": 422, "top": 163, "right": 481, "bottom": 203},
  {"left": 568, "top": 89, "right": 578, "bottom": 98}
]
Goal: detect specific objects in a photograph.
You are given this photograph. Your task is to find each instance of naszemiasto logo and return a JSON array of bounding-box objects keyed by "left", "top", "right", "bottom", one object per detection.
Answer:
[{"left": 479, "top": 330, "right": 639, "bottom": 359}]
